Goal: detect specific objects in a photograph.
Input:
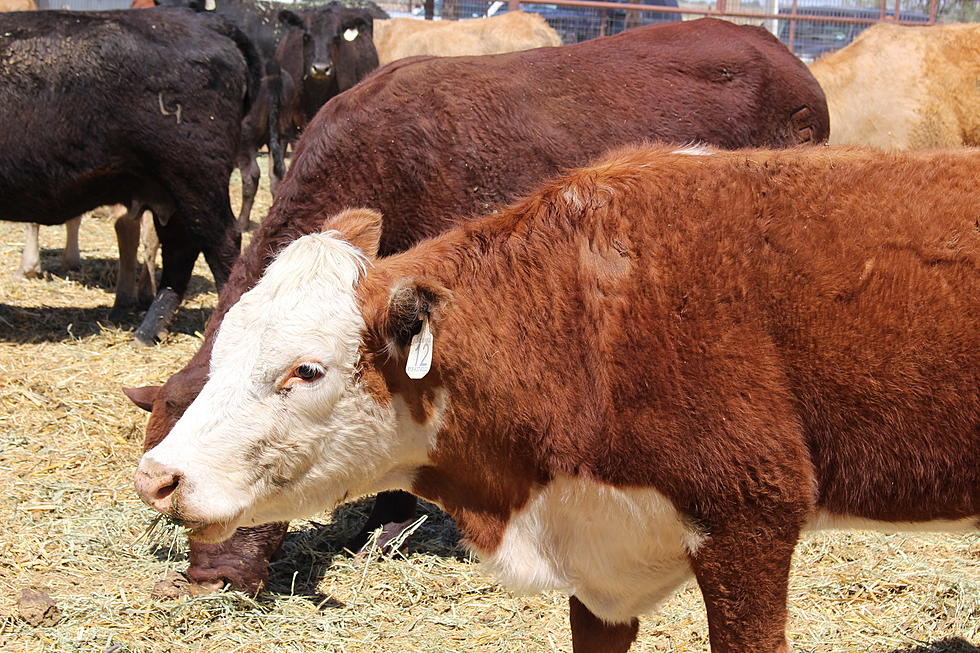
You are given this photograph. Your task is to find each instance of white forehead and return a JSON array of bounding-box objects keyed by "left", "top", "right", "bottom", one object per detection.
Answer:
[{"left": 211, "top": 232, "right": 369, "bottom": 380}]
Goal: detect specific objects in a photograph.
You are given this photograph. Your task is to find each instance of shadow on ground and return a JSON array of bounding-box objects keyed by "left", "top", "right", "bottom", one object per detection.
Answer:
[
  {"left": 0, "top": 303, "right": 213, "bottom": 343},
  {"left": 894, "top": 639, "right": 979, "bottom": 653},
  {"left": 264, "top": 498, "right": 465, "bottom": 605}
]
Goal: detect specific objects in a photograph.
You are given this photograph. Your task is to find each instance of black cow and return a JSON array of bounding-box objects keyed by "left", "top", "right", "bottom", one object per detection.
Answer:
[
  {"left": 155, "top": 0, "right": 383, "bottom": 233},
  {"left": 276, "top": 3, "right": 379, "bottom": 144},
  {"left": 0, "top": 9, "right": 259, "bottom": 337}
]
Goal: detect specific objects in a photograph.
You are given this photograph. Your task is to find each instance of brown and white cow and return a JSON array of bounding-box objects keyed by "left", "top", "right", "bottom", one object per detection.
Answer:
[
  {"left": 135, "top": 145, "right": 979, "bottom": 652},
  {"left": 125, "top": 16, "right": 829, "bottom": 593}
]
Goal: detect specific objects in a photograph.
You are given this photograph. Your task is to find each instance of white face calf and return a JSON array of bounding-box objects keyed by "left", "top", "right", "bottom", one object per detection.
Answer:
[{"left": 135, "top": 210, "right": 434, "bottom": 542}]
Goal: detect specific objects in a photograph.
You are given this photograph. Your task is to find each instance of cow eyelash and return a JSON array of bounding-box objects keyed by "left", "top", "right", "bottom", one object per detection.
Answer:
[{"left": 281, "top": 361, "right": 327, "bottom": 389}]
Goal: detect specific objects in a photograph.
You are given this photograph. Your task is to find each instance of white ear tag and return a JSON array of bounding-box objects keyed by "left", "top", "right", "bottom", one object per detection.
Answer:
[
  {"left": 343, "top": 28, "right": 359, "bottom": 41},
  {"left": 204, "top": 0, "right": 216, "bottom": 10},
  {"left": 405, "top": 318, "right": 433, "bottom": 379}
]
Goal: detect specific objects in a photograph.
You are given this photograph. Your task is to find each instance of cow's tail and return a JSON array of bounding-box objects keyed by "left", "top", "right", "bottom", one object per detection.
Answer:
[{"left": 268, "top": 66, "right": 285, "bottom": 182}]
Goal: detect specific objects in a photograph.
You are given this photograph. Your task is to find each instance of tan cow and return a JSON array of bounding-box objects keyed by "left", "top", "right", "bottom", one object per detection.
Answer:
[
  {"left": 373, "top": 11, "right": 562, "bottom": 65},
  {"left": 0, "top": 0, "right": 36, "bottom": 10},
  {"left": 810, "top": 22, "right": 980, "bottom": 149},
  {"left": 136, "top": 145, "right": 978, "bottom": 652}
]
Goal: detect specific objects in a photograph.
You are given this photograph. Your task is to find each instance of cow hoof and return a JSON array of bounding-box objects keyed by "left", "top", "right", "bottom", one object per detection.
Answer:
[
  {"left": 13, "top": 267, "right": 41, "bottom": 281},
  {"left": 348, "top": 518, "right": 417, "bottom": 556},
  {"left": 107, "top": 305, "right": 132, "bottom": 324}
]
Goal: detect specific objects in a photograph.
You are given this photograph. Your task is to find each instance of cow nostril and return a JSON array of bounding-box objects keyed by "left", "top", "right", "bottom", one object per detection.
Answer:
[{"left": 154, "top": 475, "right": 180, "bottom": 502}]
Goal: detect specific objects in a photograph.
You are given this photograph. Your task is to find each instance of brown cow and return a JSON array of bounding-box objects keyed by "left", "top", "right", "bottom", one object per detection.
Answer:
[
  {"left": 135, "top": 145, "right": 978, "bottom": 652},
  {"left": 372, "top": 11, "right": 562, "bottom": 65},
  {"left": 124, "top": 17, "right": 829, "bottom": 593}
]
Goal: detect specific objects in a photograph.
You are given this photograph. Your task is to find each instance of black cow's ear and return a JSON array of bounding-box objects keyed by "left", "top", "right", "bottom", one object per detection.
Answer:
[
  {"left": 384, "top": 278, "right": 453, "bottom": 351},
  {"left": 278, "top": 9, "right": 305, "bottom": 29},
  {"left": 322, "top": 208, "right": 382, "bottom": 259},
  {"left": 123, "top": 385, "right": 161, "bottom": 412}
]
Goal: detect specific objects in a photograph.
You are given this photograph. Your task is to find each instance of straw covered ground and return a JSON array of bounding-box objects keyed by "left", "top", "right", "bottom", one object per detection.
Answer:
[{"left": 0, "top": 173, "right": 977, "bottom": 653}]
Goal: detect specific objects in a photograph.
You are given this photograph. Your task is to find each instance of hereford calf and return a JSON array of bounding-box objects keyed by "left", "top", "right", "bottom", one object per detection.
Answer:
[
  {"left": 135, "top": 145, "right": 978, "bottom": 651},
  {"left": 125, "top": 16, "right": 829, "bottom": 593}
]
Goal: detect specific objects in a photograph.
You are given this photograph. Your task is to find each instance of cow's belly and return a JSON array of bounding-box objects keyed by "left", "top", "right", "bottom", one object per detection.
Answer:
[{"left": 472, "top": 474, "right": 703, "bottom": 623}]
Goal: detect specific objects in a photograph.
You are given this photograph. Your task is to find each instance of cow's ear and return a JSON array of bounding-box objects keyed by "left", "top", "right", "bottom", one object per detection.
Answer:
[
  {"left": 383, "top": 278, "right": 453, "bottom": 351},
  {"left": 278, "top": 9, "right": 304, "bottom": 29},
  {"left": 322, "top": 208, "right": 382, "bottom": 260},
  {"left": 123, "top": 385, "right": 161, "bottom": 412}
]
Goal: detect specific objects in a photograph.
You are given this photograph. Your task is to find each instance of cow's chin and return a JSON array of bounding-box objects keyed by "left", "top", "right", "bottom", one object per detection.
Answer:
[{"left": 185, "top": 520, "right": 240, "bottom": 544}]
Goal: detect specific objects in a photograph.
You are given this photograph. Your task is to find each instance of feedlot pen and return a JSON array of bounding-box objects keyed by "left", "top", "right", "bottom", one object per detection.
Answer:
[{"left": 0, "top": 176, "right": 977, "bottom": 651}]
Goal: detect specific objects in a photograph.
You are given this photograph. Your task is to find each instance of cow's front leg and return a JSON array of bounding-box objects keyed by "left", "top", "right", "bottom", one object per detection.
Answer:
[
  {"left": 690, "top": 523, "right": 798, "bottom": 653},
  {"left": 569, "top": 596, "right": 638, "bottom": 653}
]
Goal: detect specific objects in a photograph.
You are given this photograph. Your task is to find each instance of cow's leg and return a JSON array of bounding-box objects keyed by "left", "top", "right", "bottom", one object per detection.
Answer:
[
  {"left": 61, "top": 215, "right": 82, "bottom": 271},
  {"left": 200, "top": 217, "right": 240, "bottom": 294},
  {"left": 346, "top": 490, "right": 418, "bottom": 554},
  {"left": 569, "top": 596, "right": 638, "bottom": 653},
  {"left": 133, "top": 216, "right": 200, "bottom": 345},
  {"left": 110, "top": 208, "right": 140, "bottom": 323},
  {"left": 689, "top": 523, "right": 798, "bottom": 653},
  {"left": 185, "top": 522, "right": 289, "bottom": 594},
  {"left": 15, "top": 223, "right": 42, "bottom": 280},
  {"left": 268, "top": 142, "right": 284, "bottom": 196},
  {"left": 137, "top": 211, "right": 159, "bottom": 309},
  {"left": 238, "top": 156, "right": 260, "bottom": 232}
]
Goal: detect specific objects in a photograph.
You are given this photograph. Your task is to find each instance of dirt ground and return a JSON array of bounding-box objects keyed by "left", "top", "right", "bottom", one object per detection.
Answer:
[{"left": 0, "top": 172, "right": 976, "bottom": 652}]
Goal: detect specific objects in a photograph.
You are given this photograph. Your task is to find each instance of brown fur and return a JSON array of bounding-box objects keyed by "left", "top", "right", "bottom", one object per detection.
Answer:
[
  {"left": 810, "top": 22, "right": 980, "bottom": 149},
  {"left": 130, "top": 17, "right": 829, "bottom": 591},
  {"left": 344, "top": 145, "right": 978, "bottom": 651},
  {"left": 372, "top": 11, "right": 562, "bottom": 65}
]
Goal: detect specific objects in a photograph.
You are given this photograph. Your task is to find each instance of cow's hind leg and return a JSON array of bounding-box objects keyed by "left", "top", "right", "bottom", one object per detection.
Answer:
[
  {"left": 110, "top": 208, "right": 140, "bottom": 323},
  {"left": 16, "top": 223, "right": 42, "bottom": 280},
  {"left": 347, "top": 491, "right": 418, "bottom": 554},
  {"left": 134, "top": 216, "right": 199, "bottom": 345},
  {"left": 237, "top": 156, "right": 260, "bottom": 232},
  {"left": 137, "top": 211, "right": 159, "bottom": 309},
  {"left": 61, "top": 215, "right": 82, "bottom": 271},
  {"left": 569, "top": 596, "right": 638, "bottom": 653}
]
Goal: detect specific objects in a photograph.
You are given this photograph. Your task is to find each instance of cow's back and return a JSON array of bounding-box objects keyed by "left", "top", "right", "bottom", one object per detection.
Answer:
[
  {"left": 374, "top": 11, "right": 569, "bottom": 64},
  {"left": 280, "top": 18, "right": 826, "bottom": 254},
  {"left": 0, "top": 9, "right": 249, "bottom": 223},
  {"left": 810, "top": 22, "right": 980, "bottom": 149}
]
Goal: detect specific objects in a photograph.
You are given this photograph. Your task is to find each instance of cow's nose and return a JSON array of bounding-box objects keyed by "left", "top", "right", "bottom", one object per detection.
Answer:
[
  {"left": 135, "top": 460, "right": 183, "bottom": 514},
  {"left": 310, "top": 62, "right": 331, "bottom": 77}
]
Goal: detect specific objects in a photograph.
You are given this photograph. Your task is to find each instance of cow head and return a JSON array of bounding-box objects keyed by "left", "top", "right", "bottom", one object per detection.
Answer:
[
  {"left": 134, "top": 209, "right": 449, "bottom": 543},
  {"left": 279, "top": 6, "right": 377, "bottom": 86}
]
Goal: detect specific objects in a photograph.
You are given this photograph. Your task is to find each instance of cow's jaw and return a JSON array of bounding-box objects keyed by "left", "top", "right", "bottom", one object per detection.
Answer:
[{"left": 135, "top": 232, "right": 436, "bottom": 541}]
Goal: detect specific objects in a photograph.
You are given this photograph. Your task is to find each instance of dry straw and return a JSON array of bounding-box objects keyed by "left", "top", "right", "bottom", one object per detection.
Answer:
[{"left": 0, "top": 176, "right": 976, "bottom": 652}]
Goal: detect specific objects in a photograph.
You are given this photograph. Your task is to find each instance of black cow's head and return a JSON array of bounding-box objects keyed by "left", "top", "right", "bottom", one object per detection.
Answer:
[{"left": 279, "top": 6, "right": 377, "bottom": 87}]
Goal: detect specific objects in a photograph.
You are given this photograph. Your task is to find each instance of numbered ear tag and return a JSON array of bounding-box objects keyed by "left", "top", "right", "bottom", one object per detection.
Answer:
[
  {"left": 343, "top": 28, "right": 359, "bottom": 41},
  {"left": 406, "top": 318, "right": 433, "bottom": 379}
]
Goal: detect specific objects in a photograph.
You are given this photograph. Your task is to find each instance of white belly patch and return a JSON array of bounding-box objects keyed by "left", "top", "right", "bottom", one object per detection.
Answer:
[{"left": 471, "top": 474, "right": 702, "bottom": 624}]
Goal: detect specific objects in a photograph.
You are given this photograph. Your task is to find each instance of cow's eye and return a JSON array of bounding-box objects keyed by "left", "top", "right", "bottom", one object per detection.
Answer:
[
  {"left": 295, "top": 362, "right": 325, "bottom": 381},
  {"left": 282, "top": 362, "right": 326, "bottom": 389}
]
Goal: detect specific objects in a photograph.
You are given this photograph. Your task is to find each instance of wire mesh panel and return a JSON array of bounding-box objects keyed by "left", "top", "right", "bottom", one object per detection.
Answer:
[
  {"left": 35, "top": 0, "right": 132, "bottom": 8},
  {"left": 424, "top": 0, "right": 938, "bottom": 59}
]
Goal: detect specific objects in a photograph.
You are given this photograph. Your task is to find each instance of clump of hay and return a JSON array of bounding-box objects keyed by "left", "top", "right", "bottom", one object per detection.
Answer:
[{"left": 0, "top": 174, "right": 976, "bottom": 652}]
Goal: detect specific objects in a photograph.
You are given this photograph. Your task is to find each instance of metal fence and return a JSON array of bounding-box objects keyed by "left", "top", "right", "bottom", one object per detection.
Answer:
[
  {"left": 421, "top": 0, "right": 940, "bottom": 60},
  {"left": 35, "top": 0, "right": 131, "bottom": 9}
]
